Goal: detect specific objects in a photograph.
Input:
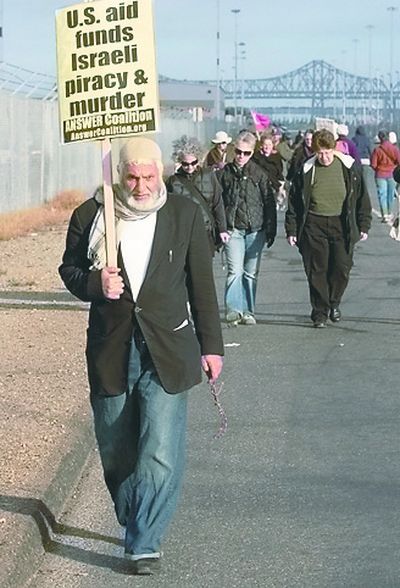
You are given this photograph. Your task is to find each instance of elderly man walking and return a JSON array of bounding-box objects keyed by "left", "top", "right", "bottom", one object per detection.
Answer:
[
  {"left": 285, "top": 129, "right": 371, "bottom": 328},
  {"left": 59, "top": 137, "right": 224, "bottom": 575}
]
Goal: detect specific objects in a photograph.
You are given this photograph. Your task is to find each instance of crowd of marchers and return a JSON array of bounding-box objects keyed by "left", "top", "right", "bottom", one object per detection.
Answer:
[{"left": 168, "top": 123, "right": 399, "bottom": 328}]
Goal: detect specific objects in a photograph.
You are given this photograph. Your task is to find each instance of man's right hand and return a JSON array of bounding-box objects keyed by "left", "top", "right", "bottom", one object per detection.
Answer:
[
  {"left": 101, "top": 267, "right": 124, "bottom": 299},
  {"left": 287, "top": 236, "right": 297, "bottom": 246},
  {"left": 201, "top": 354, "right": 224, "bottom": 383},
  {"left": 219, "top": 232, "right": 230, "bottom": 244}
]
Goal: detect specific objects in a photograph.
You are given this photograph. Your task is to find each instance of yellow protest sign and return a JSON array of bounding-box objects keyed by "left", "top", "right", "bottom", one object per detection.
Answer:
[{"left": 56, "top": 0, "right": 160, "bottom": 144}]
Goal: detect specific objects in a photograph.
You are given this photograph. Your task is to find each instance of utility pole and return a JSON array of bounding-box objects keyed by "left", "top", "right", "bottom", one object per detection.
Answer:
[
  {"left": 238, "top": 41, "right": 246, "bottom": 125},
  {"left": 366, "top": 25, "right": 374, "bottom": 119},
  {"left": 352, "top": 38, "right": 359, "bottom": 76},
  {"left": 0, "top": 0, "right": 4, "bottom": 63},
  {"left": 215, "top": 0, "right": 221, "bottom": 120}
]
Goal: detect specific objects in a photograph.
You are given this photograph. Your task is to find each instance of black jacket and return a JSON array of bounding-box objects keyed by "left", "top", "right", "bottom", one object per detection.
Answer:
[
  {"left": 59, "top": 195, "right": 224, "bottom": 396},
  {"left": 166, "top": 167, "right": 227, "bottom": 237},
  {"left": 287, "top": 143, "right": 313, "bottom": 182},
  {"left": 252, "top": 151, "right": 284, "bottom": 191},
  {"left": 285, "top": 154, "right": 372, "bottom": 251},
  {"left": 218, "top": 160, "right": 277, "bottom": 241}
]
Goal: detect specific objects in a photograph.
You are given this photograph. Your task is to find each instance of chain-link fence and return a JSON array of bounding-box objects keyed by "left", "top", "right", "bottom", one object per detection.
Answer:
[{"left": 0, "top": 91, "right": 227, "bottom": 214}]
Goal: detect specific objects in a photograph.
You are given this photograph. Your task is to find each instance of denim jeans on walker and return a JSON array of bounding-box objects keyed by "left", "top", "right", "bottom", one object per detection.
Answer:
[
  {"left": 224, "top": 228, "right": 266, "bottom": 317},
  {"left": 376, "top": 177, "right": 397, "bottom": 216},
  {"left": 90, "top": 329, "right": 188, "bottom": 556}
]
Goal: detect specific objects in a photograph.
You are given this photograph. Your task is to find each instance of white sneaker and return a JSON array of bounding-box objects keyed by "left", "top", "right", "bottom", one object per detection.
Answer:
[
  {"left": 241, "top": 313, "right": 257, "bottom": 325},
  {"left": 226, "top": 311, "right": 242, "bottom": 326}
]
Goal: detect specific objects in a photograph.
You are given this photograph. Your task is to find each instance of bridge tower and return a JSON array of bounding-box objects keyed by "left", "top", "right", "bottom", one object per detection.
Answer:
[{"left": 310, "top": 61, "right": 327, "bottom": 118}]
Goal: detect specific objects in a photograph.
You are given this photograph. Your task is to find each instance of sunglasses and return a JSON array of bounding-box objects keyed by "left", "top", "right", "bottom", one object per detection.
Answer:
[
  {"left": 181, "top": 159, "right": 198, "bottom": 167},
  {"left": 235, "top": 148, "right": 252, "bottom": 156}
]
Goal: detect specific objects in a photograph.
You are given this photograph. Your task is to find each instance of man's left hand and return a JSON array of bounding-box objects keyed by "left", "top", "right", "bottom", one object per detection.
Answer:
[
  {"left": 201, "top": 354, "right": 223, "bottom": 383},
  {"left": 360, "top": 232, "right": 368, "bottom": 241}
]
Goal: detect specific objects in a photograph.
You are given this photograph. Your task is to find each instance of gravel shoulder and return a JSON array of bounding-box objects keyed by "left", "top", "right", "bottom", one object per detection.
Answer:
[{"left": 0, "top": 222, "right": 94, "bottom": 586}]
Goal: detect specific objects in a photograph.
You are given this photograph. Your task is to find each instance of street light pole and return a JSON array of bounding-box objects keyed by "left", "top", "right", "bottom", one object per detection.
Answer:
[
  {"left": 216, "top": 0, "right": 221, "bottom": 120},
  {"left": 0, "top": 0, "right": 3, "bottom": 63},
  {"left": 387, "top": 6, "right": 398, "bottom": 124},
  {"left": 231, "top": 8, "right": 240, "bottom": 122},
  {"left": 366, "top": 25, "right": 374, "bottom": 119},
  {"left": 238, "top": 41, "right": 246, "bottom": 125},
  {"left": 366, "top": 25, "right": 373, "bottom": 79},
  {"left": 352, "top": 38, "right": 359, "bottom": 76}
]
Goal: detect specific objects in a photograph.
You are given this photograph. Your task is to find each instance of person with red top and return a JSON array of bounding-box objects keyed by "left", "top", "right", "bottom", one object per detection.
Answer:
[{"left": 371, "top": 130, "right": 400, "bottom": 223}]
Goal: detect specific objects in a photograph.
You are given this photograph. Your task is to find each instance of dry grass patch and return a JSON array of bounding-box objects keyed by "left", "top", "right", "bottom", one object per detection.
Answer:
[{"left": 0, "top": 190, "right": 85, "bottom": 241}]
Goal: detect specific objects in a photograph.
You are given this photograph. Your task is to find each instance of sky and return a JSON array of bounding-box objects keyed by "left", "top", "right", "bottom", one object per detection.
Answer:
[{"left": 2, "top": 0, "right": 399, "bottom": 83}]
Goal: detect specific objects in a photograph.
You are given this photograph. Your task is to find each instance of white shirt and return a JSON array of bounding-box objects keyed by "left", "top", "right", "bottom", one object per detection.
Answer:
[{"left": 120, "top": 213, "right": 157, "bottom": 301}]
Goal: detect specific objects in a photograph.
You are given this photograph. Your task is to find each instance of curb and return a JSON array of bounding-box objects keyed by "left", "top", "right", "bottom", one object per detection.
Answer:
[
  {"left": 1, "top": 420, "right": 94, "bottom": 588},
  {"left": 0, "top": 298, "right": 89, "bottom": 311}
]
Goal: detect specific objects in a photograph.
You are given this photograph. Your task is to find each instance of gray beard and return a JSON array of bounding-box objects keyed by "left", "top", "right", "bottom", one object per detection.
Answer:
[
  {"left": 93, "top": 181, "right": 167, "bottom": 223},
  {"left": 115, "top": 181, "right": 167, "bottom": 220},
  {"left": 122, "top": 188, "right": 161, "bottom": 212}
]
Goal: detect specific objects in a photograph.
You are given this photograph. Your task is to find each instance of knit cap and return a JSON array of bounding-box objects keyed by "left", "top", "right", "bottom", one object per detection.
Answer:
[{"left": 119, "top": 137, "right": 162, "bottom": 164}]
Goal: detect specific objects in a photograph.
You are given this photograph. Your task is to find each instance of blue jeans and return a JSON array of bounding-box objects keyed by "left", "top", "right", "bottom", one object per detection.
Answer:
[
  {"left": 90, "top": 330, "right": 187, "bottom": 556},
  {"left": 224, "top": 228, "right": 266, "bottom": 317},
  {"left": 376, "top": 177, "right": 397, "bottom": 216}
]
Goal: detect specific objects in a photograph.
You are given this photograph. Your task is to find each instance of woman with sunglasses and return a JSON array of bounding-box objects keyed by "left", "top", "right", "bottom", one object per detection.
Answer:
[
  {"left": 219, "top": 131, "right": 277, "bottom": 326},
  {"left": 166, "top": 136, "right": 229, "bottom": 254}
]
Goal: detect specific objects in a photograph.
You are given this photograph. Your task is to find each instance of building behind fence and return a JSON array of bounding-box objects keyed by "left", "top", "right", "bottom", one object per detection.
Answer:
[
  {"left": 0, "top": 91, "right": 226, "bottom": 214},
  {"left": 0, "top": 63, "right": 230, "bottom": 214}
]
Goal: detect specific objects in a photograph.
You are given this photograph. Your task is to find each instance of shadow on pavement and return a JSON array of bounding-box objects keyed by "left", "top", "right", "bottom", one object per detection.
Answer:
[{"left": 0, "top": 494, "right": 129, "bottom": 575}]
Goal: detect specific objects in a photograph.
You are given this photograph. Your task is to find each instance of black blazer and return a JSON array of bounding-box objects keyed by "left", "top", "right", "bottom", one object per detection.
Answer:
[{"left": 59, "top": 194, "right": 224, "bottom": 396}]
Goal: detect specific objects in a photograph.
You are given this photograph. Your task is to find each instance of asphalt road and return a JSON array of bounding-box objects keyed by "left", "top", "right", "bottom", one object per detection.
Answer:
[{"left": 26, "top": 214, "right": 400, "bottom": 588}]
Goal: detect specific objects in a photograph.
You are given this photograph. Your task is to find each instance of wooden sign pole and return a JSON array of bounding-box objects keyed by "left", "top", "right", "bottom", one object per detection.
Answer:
[
  {"left": 81, "top": 2, "right": 116, "bottom": 268},
  {"left": 101, "top": 138, "right": 117, "bottom": 268}
]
